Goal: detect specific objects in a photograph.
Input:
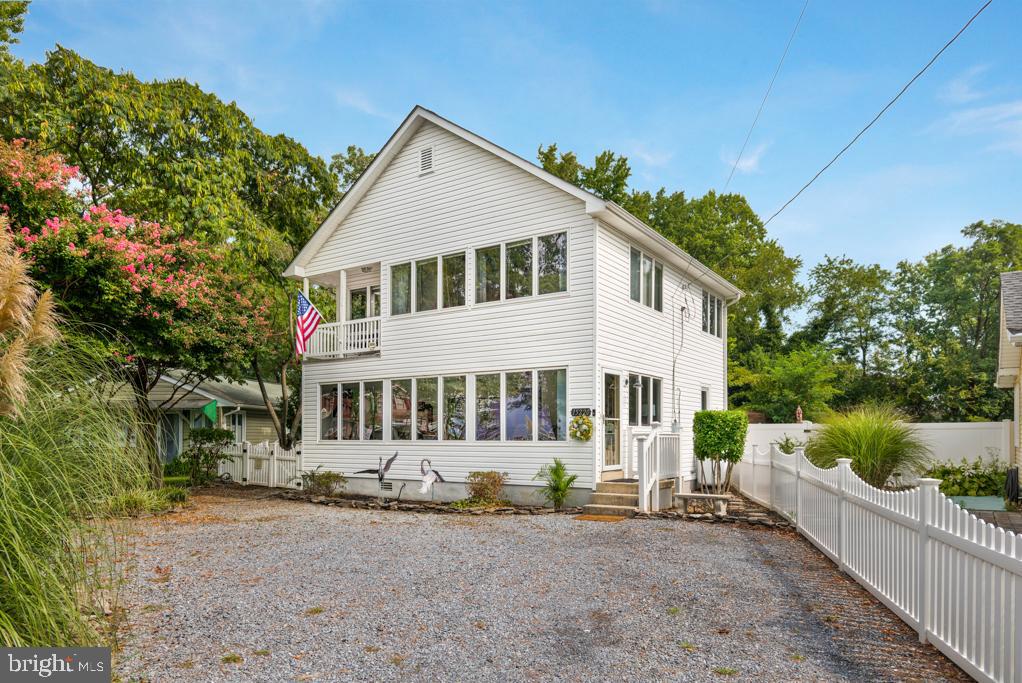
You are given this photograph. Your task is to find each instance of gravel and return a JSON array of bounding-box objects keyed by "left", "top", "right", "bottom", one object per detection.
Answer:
[{"left": 117, "top": 488, "right": 966, "bottom": 682}]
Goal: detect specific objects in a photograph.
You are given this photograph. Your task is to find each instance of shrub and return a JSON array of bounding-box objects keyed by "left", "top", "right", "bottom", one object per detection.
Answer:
[
  {"left": 163, "top": 457, "right": 189, "bottom": 477},
  {"left": 465, "top": 471, "right": 508, "bottom": 503},
  {"left": 693, "top": 410, "right": 748, "bottom": 493},
  {"left": 300, "top": 466, "right": 347, "bottom": 496},
  {"left": 776, "top": 433, "right": 802, "bottom": 455},
  {"left": 925, "top": 458, "right": 1007, "bottom": 497},
  {"left": 805, "top": 404, "right": 931, "bottom": 488},
  {"left": 179, "top": 427, "right": 235, "bottom": 485},
  {"left": 533, "top": 458, "right": 578, "bottom": 509}
]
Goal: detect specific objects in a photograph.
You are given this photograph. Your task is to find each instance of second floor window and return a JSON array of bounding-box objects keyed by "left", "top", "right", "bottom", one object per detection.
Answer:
[
  {"left": 630, "top": 247, "right": 663, "bottom": 311},
  {"left": 442, "top": 253, "right": 466, "bottom": 308},
  {"left": 505, "top": 239, "right": 533, "bottom": 299},
  {"left": 702, "top": 291, "right": 723, "bottom": 337},
  {"left": 476, "top": 245, "right": 501, "bottom": 303},
  {"left": 415, "top": 257, "right": 438, "bottom": 312},
  {"left": 391, "top": 263, "right": 411, "bottom": 315}
]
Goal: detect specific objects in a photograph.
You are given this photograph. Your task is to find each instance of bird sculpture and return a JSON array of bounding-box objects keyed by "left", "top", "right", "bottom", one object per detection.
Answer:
[
  {"left": 419, "top": 458, "right": 445, "bottom": 497},
  {"left": 355, "top": 451, "right": 399, "bottom": 485}
]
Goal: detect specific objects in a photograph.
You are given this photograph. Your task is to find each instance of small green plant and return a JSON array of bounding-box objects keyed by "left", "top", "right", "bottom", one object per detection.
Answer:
[
  {"left": 221, "top": 653, "right": 243, "bottom": 664},
  {"left": 160, "top": 486, "right": 190, "bottom": 504},
  {"left": 163, "top": 457, "right": 189, "bottom": 477},
  {"left": 104, "top": 489, "right": 172, "bottom": 517},
  {"left": 252, "top": 649, "right": 270, "bottom": 656},
  {"left": 666, "top": 606, "right": 681, "bottom": 616},
  {"left": 304, "top": 606, "right": 325, "bottom": 616},
  {"left": 180, "top": 427, "right": 236, "bottom": 486},
  {"left": 300, "top": 466, "right": 347, "bottom": 496},
  {"left": 450, "top": 497, "right": 511, "bottom": 510},
  {"left": 776, "top": 433, "right": 802, "bottom": 455},
  {"left": 465, "top": 470, "right": 508, "bottom": 503},
  {"left": 806, "top": 405, "right": 931, "bottom": 488},
  {"left": 533, "top": 458, "right": 577, "bottom": 509},
  {"left": 679, "top": 641, "right": 697, "bottom": 652},
  {"left": 790, "top": 653, "right": 806, "bottom": 662},
  {"left": 925, "top": 458, "right": 1007, "bottom": 497},
  {"left": 712, "top": 667, "right": 738, "bottom": 676},
  {"left": 693, "top": 410, "right": 748, "bottom": 494}
]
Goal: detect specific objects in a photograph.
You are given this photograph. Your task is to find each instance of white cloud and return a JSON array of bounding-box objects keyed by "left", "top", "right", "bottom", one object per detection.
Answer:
[
  {"left": 334, "top": 88, "right": 398, "bottom": 122},
  {"left": 931, "top": 100, "right": 1022, "bottom": 155},
  {"left": 626, "top": 142, "right": 673, "bottom": 168},
  {"left": 938, "top": 64, "right": 991, "bottom": 105},
  {"left": 720, "top": 141, "right": 771, "bottom": 175}
]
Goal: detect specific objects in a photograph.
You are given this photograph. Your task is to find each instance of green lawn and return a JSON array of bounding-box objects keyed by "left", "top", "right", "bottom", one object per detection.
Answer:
[{"left": 163, "top": 475, "right": 189, "bottom": 487}]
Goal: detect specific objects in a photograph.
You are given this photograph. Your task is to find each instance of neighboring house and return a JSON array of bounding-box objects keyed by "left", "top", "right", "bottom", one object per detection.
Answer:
[
  {"left": 995, "top": 271, "right": 1022, "bottom": 465},
  {"left": 285, "top": 106, "right": 740, "bottom": 505},
  {"left": 150, "top": 373, "right": 282, "bottom": 462}
]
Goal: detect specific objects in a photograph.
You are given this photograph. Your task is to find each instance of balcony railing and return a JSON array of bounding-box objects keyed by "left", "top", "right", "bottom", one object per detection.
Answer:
[{"left": 305, "top": 317, "right": 381, "bottom": 359}]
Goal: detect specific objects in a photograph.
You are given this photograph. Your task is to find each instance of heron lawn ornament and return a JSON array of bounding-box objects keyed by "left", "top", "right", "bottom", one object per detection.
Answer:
[
  {"left": 419, "top": 459, "right": 445, "bottom": 498},
  {"left": 356, "top": 451, "right": 399, "bottom": 485}
]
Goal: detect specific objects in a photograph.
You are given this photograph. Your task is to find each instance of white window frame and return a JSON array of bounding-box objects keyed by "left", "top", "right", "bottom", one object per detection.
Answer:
[
  {"left": 536, "top": 230, "right": 569, "bottom": 296},
  {"left": 629, "top": 247, "right": 663, "bottom": 312},
  {"left": 627, "top": 373, "right": 663, "bottom": 427},
  {"left": 318, "top": 383, "right": 340, "bottom": 442},
  {"left": 702, "top": 291, "right": 724, "bottom": 338}
]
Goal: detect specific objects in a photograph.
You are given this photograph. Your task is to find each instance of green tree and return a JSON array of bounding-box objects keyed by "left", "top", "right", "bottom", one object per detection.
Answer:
[
  {"left": 330, "top": 144, "right": 376, "bottom": 193},
  {"left": 731, "top": 345, "right": 843, "bottom": 422}
]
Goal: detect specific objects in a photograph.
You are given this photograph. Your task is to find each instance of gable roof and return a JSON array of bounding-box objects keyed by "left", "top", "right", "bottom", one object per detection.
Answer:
[
  {"left": 155, "top": 371, "right": 282, "bottom": 410},
  {"left": 1002, "top": 272, "right": 1022, "bottom": 336},
  {"left": 286, "top": 106, "right": 741, "bottom": 300}
]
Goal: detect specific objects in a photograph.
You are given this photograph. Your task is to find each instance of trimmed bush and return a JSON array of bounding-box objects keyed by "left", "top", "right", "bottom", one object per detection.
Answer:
[
  {"left": 693, "top": 410, "right": 748, "bottom": 493},
  {"left": 806, "top": 404, "right": 931, "bottom": 488},
  {"left": 300, "top": 466, "right": 347, "bottom": 496},
  {"left": 465, "top": 471, "right": 508, "bottom": 503},
  {"left": 179, "top": 427, "right": 235, "bottom": 485}
]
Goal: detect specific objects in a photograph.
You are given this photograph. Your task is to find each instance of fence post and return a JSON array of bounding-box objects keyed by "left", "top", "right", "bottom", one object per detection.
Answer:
[
  {"left": 916, "top": 477, "right": 939, "bottom": 644},
  {"left": 794, "top": 446, "right": 804, "bottom": 531},
  {"left": 1001, "top": 418, "right": 1014, "bottom": 466},
  {"left": 836, "top": 458, "right": 852, "bottom": 572},
  {"left": 269, "top": 443, "right": 277, "bottom": 488},
  {"left": 636, "top": 436, "right": 648, "bottom": 513},
  {"left": 767, "top": 445, "right": 775, "bottom": 510},
  {"left": 242, "top": 441, "right": 250, "bottom": 485}
]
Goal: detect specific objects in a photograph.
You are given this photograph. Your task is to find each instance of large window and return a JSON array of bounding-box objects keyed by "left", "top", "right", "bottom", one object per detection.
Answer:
[
  {"left": 505, "top": 239, "right": 533, "bottom": 299},
  {"left": 442, "top": 253, "right": 466, "bottom": 308},
  {"left": 415, "top": 257, "right": 438, "bottom": 312},
  {"left": 391, "top": 263, "right": 411, "bottom": 315},
  {"left": 537, "top": 369, "right": 567, "bottom": 441},
  {"left": 416, "top": 377, "right": 438, "bottom": 440},
  {"left": 320, "top": 384, "right": 338, "bottom": 440},
  {"left": 391, "top": 379, "right": 412, "bottom": 440},
  {"left": 537, "top": 232, "right": 567, "bottom": 294},
  {"left": 476, "top": 245, "right": 501, "bottom": 304},
  {"left": 505, "top": 370, "right": 533, "bottom": 440},
  {"left": 475, "top": 374, "right": 501, "bottom": 440},
  {"left": 629, "top": 247, "right": 663, "bottom": 311},
  {"left": 341, "top": 382, "right": 360, "bottom": 440},
  {"left": 627, "top": 374, "right": 662, "bottom": 427},
  {"left": 702, "top": 291, "right": 723, "bottom": 337},
  {"left": 363, "top": 381, "right": 383, "bottom": 440},
  {"left": 443, "top": 376, "right": 467, "bottom": 440}
]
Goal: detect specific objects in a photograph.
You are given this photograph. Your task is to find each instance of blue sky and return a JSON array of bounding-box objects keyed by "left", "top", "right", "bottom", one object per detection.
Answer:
[{"left": 13, "top": 0, "right": 1022, "bottom": 274}]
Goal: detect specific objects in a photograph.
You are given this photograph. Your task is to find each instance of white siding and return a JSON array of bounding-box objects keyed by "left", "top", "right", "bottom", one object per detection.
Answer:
[
  {"left": 594, "top": 222, "right": 728, "bottom": 481},
  {"left": 302, "top": 122, "right": 596, "bottom": 489}
]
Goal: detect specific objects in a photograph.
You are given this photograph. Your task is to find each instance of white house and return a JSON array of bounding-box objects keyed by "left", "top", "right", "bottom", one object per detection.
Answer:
[{"left": 285, "top": 106, "right": 740, "bottom": 508}]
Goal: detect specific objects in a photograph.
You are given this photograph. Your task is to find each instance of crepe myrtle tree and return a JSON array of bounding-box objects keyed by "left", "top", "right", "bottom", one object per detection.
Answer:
[
  {"left": 0, "top": 138, "right": 272, "bottom": 484},
  {"left": 692, "top": 410, "right": 748, "bottom": 494}
]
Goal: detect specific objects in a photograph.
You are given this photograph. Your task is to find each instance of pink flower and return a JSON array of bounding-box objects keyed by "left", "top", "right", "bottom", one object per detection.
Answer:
[{"left": 67, "top": 242, "right": 75, "bottom": 251}]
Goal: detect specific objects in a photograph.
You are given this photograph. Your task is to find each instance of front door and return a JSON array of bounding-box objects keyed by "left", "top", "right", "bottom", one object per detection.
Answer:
[{"left": 603, "top": 373, "right": 621, "bottom": 471}]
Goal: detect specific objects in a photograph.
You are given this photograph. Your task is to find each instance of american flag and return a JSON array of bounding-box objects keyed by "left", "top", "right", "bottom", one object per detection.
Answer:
[{"left": 295, "top": 292, "right": 323, "bottom": 355}]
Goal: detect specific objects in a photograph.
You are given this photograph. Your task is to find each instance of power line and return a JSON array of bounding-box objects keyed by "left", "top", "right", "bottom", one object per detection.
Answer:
[
  {"left": 723, "top": 0, "right": 810, "bottom": 193},
  {"left": 763, "top": 0, "right": 994, "bottom": 227}
]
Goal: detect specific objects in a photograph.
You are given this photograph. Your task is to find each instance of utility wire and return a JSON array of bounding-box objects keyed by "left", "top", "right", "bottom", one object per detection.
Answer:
[
  {"left": 763, "top": 0, "right": 994, "bottom": 227},
  {"left": 723, "top": 0, "right": 810, "bottom": 193}
]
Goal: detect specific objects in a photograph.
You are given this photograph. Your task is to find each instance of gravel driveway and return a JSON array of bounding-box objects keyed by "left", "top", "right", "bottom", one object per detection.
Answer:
[{"left": 118, "top": 488, "right": 965, "bottom": 682}]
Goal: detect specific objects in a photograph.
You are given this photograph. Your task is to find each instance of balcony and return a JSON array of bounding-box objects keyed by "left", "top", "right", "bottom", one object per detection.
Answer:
[{"left": 306, "top": 317, "right": 381, "bottom": 359}]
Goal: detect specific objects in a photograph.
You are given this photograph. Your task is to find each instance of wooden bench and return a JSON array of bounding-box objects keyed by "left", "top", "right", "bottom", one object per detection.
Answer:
[{"left": 674, "top": 492, "right": 730, "bottom": 515}]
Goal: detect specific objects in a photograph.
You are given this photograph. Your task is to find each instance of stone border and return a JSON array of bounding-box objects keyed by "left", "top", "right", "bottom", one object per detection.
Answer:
[
  {"left": 634, "top": 508, "right": 793, "bottom": 529},
  {"left": 275, "top": 490, "right": 582, "bottom": 516}
]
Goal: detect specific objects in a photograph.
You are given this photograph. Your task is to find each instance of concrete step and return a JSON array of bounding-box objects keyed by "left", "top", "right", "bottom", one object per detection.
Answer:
[
  {"left": 581, "top": 504, "right": 636, "bottom": 518},
  {"left": 590, "top": 492, "right": 639, "bottom": 507},
  {"left": 596, "top": 481, "right": 639, "bottom": 494}
]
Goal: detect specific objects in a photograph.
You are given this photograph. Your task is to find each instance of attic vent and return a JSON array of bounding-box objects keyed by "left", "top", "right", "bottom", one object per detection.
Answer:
[
  {"left": 419, "top": 146, "right": 434, "bottom": 174},
  {"left": 379, "top": 481, "right": 393, "bottom": 492}
]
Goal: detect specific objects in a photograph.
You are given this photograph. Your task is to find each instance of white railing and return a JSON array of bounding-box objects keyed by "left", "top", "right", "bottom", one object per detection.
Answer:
[
  {"left": 734, "top": 445, "right": 1022, "bottom": 683},
  {"left": 657, "top": 432, "right": 683, "bottom": 493},
  {"left": 305, "top": 318, "right": 382, "bottom": 359},
  {"left": 218, "top": 441, "right": 302, "bottom": 489}
]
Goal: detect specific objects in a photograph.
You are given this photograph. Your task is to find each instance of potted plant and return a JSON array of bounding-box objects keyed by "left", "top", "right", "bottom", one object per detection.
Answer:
[{"left": 693, "top": 410, "right": 748, "bottom": 495}]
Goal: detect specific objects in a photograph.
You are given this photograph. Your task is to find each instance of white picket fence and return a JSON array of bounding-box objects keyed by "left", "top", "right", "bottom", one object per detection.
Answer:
[
  {"left": 735, "top": 445, "right": 1022, "bottom": 683},
  {"left": 219, "top": 441, "right": 302, "bottom": 489}
]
